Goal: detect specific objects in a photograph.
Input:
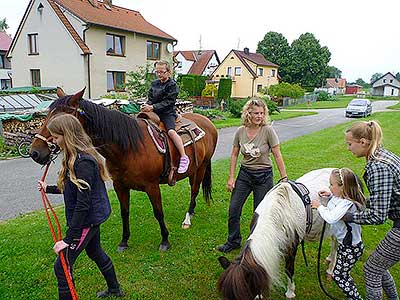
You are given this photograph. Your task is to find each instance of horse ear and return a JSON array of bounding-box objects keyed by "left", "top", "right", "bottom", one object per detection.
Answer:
[
  {"left": 56, "top": 87, "right": 66, "bottom": 98},
  {"left": 69, "top": 88, "right": 86, "bottom": 107},
  {"left": 218, "top": 256, "right": 232, "bottom": 270}
]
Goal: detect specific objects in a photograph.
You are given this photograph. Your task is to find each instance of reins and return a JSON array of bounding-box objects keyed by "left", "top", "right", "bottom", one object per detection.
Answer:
[{"left": 39, "top": 163, "right": 79, "bottom": 300}]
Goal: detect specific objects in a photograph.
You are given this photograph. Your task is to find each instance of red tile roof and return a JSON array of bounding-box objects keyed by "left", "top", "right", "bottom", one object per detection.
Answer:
[
  {"left": 55, "top": 0, "right": 176, "bottom": 41},
  {"left": 174, "top": 50, "right": 219, "bottom": 75},
  {"left": 326, "top": 78, "right": 346, "bottom": 88},
  {"left": 0, "top": 31, "right": 12, "bottom": 51}
]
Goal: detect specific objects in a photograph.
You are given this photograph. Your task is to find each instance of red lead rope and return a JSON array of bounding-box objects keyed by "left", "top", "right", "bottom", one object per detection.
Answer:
[{"left": 40, "top": 164, "right": 79, "bottom": 300}]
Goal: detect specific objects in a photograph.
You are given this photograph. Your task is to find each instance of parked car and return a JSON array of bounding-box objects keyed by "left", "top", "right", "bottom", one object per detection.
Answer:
[{"left": 345, "top": 99, "right": 372, "bottom": 118}]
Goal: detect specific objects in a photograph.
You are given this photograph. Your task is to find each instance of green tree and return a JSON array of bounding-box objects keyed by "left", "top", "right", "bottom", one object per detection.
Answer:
[
  {"left": 327, "top": 66, "right": 342, "bottom": 78},
  {"left": 0, "top": 18, "right": 9, "bottom": 31},
  {"left": 355, "top": 78, "right": 370, "bottom": 88},
  {"left": 125, "top": 63, "right": 155, "bottom": 99},
  {"left": 288, "top": 33, "right": 331, "bottom": 88},
  {"left": 370, "top": 73, "right": 383, "bottom": 84},
  {"left": 395, "top": 72, "right": 400, "bottom": 81},
  {"left": 256, "top": 32, "right": 291, "bottom": 81}
]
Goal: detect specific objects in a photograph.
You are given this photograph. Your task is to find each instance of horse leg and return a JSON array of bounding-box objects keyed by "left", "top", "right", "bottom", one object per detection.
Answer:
[
  {"left": 326, "top": 236, "right": 338, "bottom": 280},
  {"left": 146, "top": 185, "right": 170, "bottom": 251},
  {"left": 114, "top": 183, "right": 131, "bottom": 252},
  {"left": 285, "top": 243, "right": 299, "bottom": 300},
  {"left": 182, "top": 162, "right": 207, "bottom": 229}
]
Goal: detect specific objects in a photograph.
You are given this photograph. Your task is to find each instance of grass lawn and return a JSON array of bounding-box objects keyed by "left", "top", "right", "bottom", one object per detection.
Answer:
[
  {"left": 1, "top": 112, "right": 399, "bottom": 299},
  {"left": 212, "top": 110, "right": 317, "bottom": 129},
  {"left": 388, "top": 101, "right": 400, "bottom": 110}
]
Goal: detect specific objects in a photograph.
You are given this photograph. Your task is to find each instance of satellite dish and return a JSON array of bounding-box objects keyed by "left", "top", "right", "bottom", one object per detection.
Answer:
[{"left": 166, "top": 43, "right": 173, "bottom": 53}]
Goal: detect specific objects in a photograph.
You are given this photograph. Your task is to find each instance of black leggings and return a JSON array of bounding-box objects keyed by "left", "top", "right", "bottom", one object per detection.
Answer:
[{"left": 54, "top": 226, "right": 119, "bottom": 300}]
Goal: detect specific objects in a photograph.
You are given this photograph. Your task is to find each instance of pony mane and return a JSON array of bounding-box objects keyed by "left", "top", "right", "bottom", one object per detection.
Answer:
[
  {"left": 50, "top": 96, "right": 144, "bottom": 152},
  {"left": 248, "top": 183, "right": 306, "bottom": 284}
]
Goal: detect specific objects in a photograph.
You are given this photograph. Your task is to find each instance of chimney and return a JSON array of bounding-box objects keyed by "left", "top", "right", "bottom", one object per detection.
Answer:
[{"left": 244, "top": 47, "right": 250, "bottom": 55}]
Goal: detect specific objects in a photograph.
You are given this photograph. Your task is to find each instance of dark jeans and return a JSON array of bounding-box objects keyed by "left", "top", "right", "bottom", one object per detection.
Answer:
[
  {"left": 226, "top": 166, "right": 274, "bottom": 246},
  {"left": 55, "top": 226, "right": 119, "bottom": 300}
]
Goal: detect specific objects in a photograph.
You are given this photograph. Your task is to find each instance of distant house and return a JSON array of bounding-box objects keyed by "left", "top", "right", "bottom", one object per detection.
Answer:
[
  {"left": 0, "top": 31, "right": 12, "bottom": 90},
  {"left": 211, "top": 48, "right": 279, "bottom": 98},
  {"left": 371, "top": 72, "right": 400, "bottom": 96},
  {"left": 345, "top": 84, "right": 362, "bottom": 95},
  {"left": 7, "top": 0, "right": 177, "bottom": 98},
  {"left": 325, "top": 78, "right": 346, "bottom": 95},
  {"left": 173, "top": 50, "right": 220, "bottom": 76}
]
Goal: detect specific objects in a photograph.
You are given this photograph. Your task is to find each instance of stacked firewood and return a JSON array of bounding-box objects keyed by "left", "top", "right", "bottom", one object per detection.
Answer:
[{"left": 1, "top": 116, "right": 46, "bottom": 146}]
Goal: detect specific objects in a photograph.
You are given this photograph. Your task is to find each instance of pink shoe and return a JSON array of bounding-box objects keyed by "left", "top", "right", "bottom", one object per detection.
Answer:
[{"left": 178, "top": 156, "right": 190, "bottom": 174}]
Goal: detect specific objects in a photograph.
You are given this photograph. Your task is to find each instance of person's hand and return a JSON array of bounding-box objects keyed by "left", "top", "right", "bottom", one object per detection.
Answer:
[
  {"left": 140, "top": 104, "right": 153, "bottom": 112},
  {"left": 318, "top": 190, "right": 331, "bottom": 197},
  {"left": 53, "top": 240, "right": 69, "bottom": 254},
  {"left": 38, "top": 180, "right": 47, "bottom": 192},
  {"left": 226, "top": 178, "right": 235, "bottom": 192},
  {"left": 311, "top": 199, "right": 321, "bottom": 209}
]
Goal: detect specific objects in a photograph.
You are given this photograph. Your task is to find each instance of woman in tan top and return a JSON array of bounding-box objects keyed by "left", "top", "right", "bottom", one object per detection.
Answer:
[{"left": 218, "top": 99, "right": 287, "bottom": 253}]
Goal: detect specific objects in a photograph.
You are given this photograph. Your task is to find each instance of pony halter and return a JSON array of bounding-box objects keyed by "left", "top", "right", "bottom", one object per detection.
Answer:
[{"left": 35, "top": 133, "right": 59, "bottom": 154}]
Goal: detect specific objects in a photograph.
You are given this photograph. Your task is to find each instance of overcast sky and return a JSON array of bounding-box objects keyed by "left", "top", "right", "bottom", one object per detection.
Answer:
[{"left": 4, "top": 0, "right": 400, "bottom": 82}]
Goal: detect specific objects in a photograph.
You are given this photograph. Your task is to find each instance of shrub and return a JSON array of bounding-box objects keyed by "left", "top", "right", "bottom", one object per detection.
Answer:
[
  {"left": 181, "top": 76, "right": 195, "bottom": 96},
  {"left": 217, "top": 78, "right": 232, "bottom": 100},
  {"left": 316, "top": 91, "right": 334, "bottom": 101},
  {"left": 177, "top": 74, "right": 207, "bottom": 97},
  {"left": 201, "top": 84, "right": 218, "bottom": 98},
  {"left": 125, "top": 63, "right": 155, "bottom": 100},
  {"left": 193, "top": 108, "right": 225, "bottom": 120},
  {"left": 228, "top": 97, "right": 280, "bottom": 118},
  {"left": 267, "top": 82, "right": 305, "bottom": 99}
]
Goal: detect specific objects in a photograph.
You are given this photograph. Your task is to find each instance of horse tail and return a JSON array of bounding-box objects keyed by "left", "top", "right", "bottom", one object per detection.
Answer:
[
  {"left": 218, "top": 248, "right": 269, "bottom": 300},
  {"left": 202, "top": 160, "right": 212, "bottom": 203}
]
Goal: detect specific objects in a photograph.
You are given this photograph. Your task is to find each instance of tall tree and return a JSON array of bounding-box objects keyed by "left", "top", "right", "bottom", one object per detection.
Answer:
[
  {"left": 327, "top": 66, "right": 342, "bottom": 78},
  {"left": 256, "top": 32, "right": 291, "bottom": 81},
  {"left": 370, "top": 73, "right": 383, "bottom": 84},
  {"left": 0, "top": 18, "right": 9, "bottom": 31},
  {"left": 355, "top": 78, "right": 370, "bottom": 89},
  {"left": 395, "top": 72, "right": 400, "bottom": 81},
  {"left": 288, "top": 33, "right": 331, "bottom": 88}
]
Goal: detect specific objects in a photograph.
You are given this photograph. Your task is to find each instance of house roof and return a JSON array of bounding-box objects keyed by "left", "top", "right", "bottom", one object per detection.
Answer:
[
  {"left": 231, "top": 49, "right": 278, "bottom": 78},
  {"left": 55, "top": 0, "right": 176, "bottom": 41},
  {"left": 326, "top": 78, "right": 346, "bottom": 88},
  {"left": 0, "top": 31, "right": 12, "bottom": 51},
  {"left": 371, "top": 72, "right": 399, "bottom": 87},
  {"left": 174, "top": 50, "right": 220, "bottom": 75}
]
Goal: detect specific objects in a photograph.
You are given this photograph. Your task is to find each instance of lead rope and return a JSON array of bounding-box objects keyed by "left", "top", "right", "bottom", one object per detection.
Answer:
[{"left": 40, "top": 163, "right": 79, "bottom": 300}]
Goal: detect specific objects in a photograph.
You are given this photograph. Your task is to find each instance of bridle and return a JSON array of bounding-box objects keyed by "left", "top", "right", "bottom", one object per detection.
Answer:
[{"left": 34, "top": 133, "right": 59, "bottom": 154}]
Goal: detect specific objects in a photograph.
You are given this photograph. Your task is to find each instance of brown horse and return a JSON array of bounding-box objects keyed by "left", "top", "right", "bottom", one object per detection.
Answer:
[{"left": 30, "top": 88, "right": 218, "bottom": 252}]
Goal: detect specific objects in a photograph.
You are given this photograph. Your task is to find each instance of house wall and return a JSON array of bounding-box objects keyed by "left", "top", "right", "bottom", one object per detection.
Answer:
[
  {"left": 9, "top": 0, "right": 86, "bottom": 93},
  {"left": 373, "top": 73, "right": 400, "bottom": 88},
  {"left": 174, "top": 52, "right": 193, "bottom": 75},
  {"left": 383, "top": 86, "right": 399, "bottom": 96},
  {"left": 203, "top": 54, "right": 219, "bottom": 76},
  {"left": 86, "top": 26, "right": 173, "bottom": 98}
]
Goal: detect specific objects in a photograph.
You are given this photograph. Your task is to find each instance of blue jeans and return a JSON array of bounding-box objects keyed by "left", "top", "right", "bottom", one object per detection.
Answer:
[{"left": 226, "top": 166, "right": 274, "bottom": 246}]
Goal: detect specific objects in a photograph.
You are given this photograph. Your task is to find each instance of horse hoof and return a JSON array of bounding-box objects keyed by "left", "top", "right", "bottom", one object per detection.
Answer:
[
  {"left": 117, "top": 245, "right": 128, "bottom": 253},
  {"left": 182, "top": 223, "right": 191, "bottom": 229},
  {"left": 159, "top": 242, "right": 171, "bottom": 252}
]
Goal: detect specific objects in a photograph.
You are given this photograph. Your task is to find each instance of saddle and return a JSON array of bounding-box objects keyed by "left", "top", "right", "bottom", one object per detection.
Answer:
[
  {"left": 287, "top": 180, "right": 313, "bottom": 234},
  {"left": 137, "top": 112, "right": 205, "bottom": 186}
]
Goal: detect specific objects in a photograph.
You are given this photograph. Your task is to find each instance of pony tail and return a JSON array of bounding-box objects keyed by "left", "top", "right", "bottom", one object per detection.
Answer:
[{"left": 368, "top": 120, "right": 383, "bottom": 159}]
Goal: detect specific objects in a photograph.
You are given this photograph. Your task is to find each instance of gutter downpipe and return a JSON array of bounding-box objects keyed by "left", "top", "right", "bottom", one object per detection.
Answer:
[{"left": 83, "top": 24, "right": 91, "bottom": 98}]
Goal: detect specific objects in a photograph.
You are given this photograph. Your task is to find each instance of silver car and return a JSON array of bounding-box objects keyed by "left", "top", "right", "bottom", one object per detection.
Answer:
[{"left": 345, "top": 99, "right": 372, "bottom": 118}]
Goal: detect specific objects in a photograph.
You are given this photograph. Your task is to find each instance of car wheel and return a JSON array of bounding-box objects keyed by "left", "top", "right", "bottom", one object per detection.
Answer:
[{"left": 363, "top": 112, "right": 367, "bottom": 118}]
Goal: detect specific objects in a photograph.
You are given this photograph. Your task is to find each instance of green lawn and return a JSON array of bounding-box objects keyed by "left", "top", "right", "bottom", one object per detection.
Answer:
[
  {"left": 388, "top": 101, "right": 400, "bottom": 110},
  {"left": 1, "top": 112, "right": 399, "bottom": 299}
]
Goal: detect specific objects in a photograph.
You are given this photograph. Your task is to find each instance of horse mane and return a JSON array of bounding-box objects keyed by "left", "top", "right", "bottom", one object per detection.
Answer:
[
  {"left": 218, "top": 244, "right": 270, "bottom": 300},
  {"left": 248, "top": 183, "right": 306, "bottom": 284},
  {"left": 50, "top": 96, "right": 144, "bottom": 152}
]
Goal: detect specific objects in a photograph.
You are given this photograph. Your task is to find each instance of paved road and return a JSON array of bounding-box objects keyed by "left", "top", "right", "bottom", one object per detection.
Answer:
[{"left": 0, "top": 100, "right": 397, "bottom": 220}]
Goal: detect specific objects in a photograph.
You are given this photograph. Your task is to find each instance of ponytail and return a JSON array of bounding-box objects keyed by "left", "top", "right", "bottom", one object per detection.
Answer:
[{"left": 346, "top": 120, "right": 383, "bottom": 159}]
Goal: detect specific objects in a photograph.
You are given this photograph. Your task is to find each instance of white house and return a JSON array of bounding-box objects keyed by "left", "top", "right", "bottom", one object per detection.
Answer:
[
  {"left": 173, "top": 50, "right": 220, "bottom": 76},
  {"left": 0, "top": 31, "right": 12, "bottom": 90},
  {"left": 371, "top": 72, "right": 400, "bottom": 97},
  {"left": 7, "top": 0, "right": 177, "bottom": 98}
]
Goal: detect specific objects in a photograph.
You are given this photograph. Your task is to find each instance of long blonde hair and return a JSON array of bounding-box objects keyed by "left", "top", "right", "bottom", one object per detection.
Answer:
[
  {"left": 346, "top": 120, "right": 383, "bottom": 159},
  {"left": 331, "top": 168, "right": 366, "bottom": 207},
  {"left": 241, "top": 99, "right": 270, "bottom": 127},
  {"left": 47, "top": 114, "right": 109, "bottom": 191}
]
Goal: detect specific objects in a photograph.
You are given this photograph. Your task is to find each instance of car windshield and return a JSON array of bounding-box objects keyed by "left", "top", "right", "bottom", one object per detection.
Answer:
[{"left": 349, "top": 100, "right": 367, "bottom": 106}]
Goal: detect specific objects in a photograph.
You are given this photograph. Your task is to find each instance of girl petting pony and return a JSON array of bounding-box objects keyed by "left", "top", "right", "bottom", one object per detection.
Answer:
[{"left": 312, "top": 168, "right": 366, "bottom": 300}]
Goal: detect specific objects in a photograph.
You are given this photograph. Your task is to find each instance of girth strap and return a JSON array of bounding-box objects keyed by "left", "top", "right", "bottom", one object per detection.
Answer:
[{"left": 287, "top": 180, "right": 313, "bottom": 234}]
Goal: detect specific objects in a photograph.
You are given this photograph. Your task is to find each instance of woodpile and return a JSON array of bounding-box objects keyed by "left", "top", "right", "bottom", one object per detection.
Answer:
[{"left": 1, "top": 115, "right": 45, "bottom": 146}]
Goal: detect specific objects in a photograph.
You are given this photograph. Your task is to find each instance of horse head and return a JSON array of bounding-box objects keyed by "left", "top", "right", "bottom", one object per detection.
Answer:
[
  {"left": 30, "top": 87, "right": 86, "bottom": 165},
  {"left": 217, "top": 245, "right": 270, "bottom": 300}
]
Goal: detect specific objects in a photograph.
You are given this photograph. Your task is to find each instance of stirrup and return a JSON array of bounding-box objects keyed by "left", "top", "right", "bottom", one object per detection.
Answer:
[{"left": 177, "top": 156, "right": 190, "bottom": 174}]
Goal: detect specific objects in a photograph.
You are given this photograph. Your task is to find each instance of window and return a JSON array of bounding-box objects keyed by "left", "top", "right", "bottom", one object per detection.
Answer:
[
  {"left": 383, "top": 79, "right": 386, "bottom": 83},
  {"left": 271, "top": 69, "right": 276, "bottom": 77},
  {"left": 392, "top": 89, "right": 395, "bottom": 96},
  {"left": 257, "top": 68, "right": 264, "bottom": 76},
  {"left": 390, "top": 79, "right": 393, "bottom": 83},
  {"left": 107, "top": 71, "right": 125, "bottom": 91},
  {"left": 0, "top": 54, "right": 4, "bottom": 69},
  {"left": 106, "top": 34, "right": 125, "bottom": 56},
  {"left": 28, "top": 33, "right": 39, "bottom": 55},
  {"left": 234, "top": 67, "right": 241, "bottom": 76},
  {"left": 257, "top": 84, "right": 263, "bottom": 93},
  {"left": 227, "top": 67, "right": 232, "bottom": 76},
  {"left": 31, "top": 69, "right": 41, "bottom": 87},
  {"left": 147, "top": 41, "right": 160, "bottom": 60}
]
